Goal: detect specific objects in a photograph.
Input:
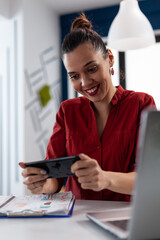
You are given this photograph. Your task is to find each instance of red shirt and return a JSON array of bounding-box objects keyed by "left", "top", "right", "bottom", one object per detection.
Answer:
[{"left": 46, "top": 86, "right": 156, "bottom": 201}]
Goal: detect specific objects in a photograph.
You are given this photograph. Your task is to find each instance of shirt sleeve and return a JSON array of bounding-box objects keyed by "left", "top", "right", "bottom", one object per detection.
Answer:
[
  {"left": 138, "top": 93, "right": 157, "bottom": 122},
  {"left": 45, "top": 103, "right": 66, "bottom": 192}
]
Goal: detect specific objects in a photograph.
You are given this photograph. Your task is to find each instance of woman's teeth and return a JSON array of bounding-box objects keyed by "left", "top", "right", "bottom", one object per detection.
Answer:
[{"left": 86, "top": 86, "right": 98, "bottom": 93}]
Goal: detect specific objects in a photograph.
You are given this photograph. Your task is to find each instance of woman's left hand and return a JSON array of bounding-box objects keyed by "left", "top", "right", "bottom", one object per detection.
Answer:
[{"left": 71, "top": 153, "right": 110, "bottom": 191}]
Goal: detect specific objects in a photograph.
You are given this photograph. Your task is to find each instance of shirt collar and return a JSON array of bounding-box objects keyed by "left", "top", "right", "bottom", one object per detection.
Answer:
[{"left": 111, "top": 85, "right": 125, "bottom": 106}]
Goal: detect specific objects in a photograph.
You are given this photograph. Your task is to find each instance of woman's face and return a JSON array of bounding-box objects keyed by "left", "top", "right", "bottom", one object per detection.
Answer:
[{"left": 63, "top": 43, "right": 114, "bottom": 103}]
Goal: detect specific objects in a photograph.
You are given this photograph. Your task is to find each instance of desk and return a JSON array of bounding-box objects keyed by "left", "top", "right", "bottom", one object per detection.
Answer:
[{"left": 0, "top": 200, "right": 130, "bottom": 240}]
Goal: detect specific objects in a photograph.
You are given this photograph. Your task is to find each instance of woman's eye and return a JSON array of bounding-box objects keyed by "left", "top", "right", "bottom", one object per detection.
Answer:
[
  {"left": 69, "top": 74, "right": 79, "bottom": 80},
  {"left": 88, "top": 66, "right": 97, "bottom": 73}
]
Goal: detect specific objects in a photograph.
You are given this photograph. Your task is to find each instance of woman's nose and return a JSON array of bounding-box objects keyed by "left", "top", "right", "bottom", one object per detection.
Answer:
[
  {"left": 81, "top": 75, "right": 91, "bottom": 87},
  {"left": 81, "top": 78, "right": 86, "bottom": 87}
]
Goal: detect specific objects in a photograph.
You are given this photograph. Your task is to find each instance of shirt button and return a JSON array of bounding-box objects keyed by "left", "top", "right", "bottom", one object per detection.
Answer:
[{"left": 97, "top": 146, "right": 100, "bottom": 149}]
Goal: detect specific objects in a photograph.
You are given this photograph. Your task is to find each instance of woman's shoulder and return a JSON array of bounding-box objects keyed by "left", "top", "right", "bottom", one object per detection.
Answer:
[
  {"left": 123, "top": 88, "right": 156, "bottom": 109},
  {"left": 113, "top": 86, "right": 155, "bottom": 107},
  {"left": 123, "top": 88, "right": 154, "bottom": 102},
  {"left": 61, "top": 96, "right": 89, "bottom": 108}
]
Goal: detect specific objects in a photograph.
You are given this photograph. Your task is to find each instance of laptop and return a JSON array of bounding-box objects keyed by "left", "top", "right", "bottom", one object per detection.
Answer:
[{"left": 86, "top": 109, "right": 160, "bottom": 240}]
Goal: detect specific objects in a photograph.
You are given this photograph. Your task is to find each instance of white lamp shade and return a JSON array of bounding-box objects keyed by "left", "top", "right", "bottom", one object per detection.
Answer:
[{"left": 107, "top": 0, "right": 156, "bottom": 51}]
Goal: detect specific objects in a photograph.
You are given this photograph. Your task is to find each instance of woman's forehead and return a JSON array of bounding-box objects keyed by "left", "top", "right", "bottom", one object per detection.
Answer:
[
  {"left": 67, "top": 43, "right": 96, "bottom": 56},
  {"left": 63, "top": 43, "right": 103, "bottom": 68}
]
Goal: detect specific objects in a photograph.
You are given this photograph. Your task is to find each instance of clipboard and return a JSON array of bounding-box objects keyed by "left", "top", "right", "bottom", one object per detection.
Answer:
[{"left": 0, "top": 192, "right": 75, "bottom": 218}]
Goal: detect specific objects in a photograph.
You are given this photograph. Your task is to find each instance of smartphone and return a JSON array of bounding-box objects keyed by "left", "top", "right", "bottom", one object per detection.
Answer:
[{"left": 25, "top": 155, "right": 80, "bottom": 178}]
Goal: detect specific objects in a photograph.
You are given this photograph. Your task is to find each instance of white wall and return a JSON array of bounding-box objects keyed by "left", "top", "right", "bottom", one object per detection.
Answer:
[
  {"left": 23, "top": 0, "right": 61, "bottom": 164},
  {"left": 0, "top": 0, "right": 10, "bottom": 19},
  {"left": 0, "top": 0, "right": 61, "bottom": 195}
]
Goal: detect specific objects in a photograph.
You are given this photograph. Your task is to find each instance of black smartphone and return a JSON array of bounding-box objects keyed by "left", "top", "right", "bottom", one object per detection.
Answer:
[{"left": 25, "top": 155, "right": 80, "bottom": 178}]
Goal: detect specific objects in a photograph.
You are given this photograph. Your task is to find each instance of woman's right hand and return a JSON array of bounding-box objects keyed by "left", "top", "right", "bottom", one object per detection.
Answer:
[{"left": 19, "top": 162, "right": 48, "bottom": 194}]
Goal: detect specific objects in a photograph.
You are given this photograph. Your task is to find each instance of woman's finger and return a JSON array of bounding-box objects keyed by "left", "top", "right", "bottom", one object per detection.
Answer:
[
  {"left": 19, "top": 162, "right": 26, "bottom": 169},
  {"left": 79, "top": 153, "right": 90, "bottom": 160},
  {"left": 30, "top": 186, "right": 44, "bottom": 194},
  {"left": 27, "top": 180, "right": 46, "bottom": 190},
  {"left": 75, "top": 166, "right": 98, "bottom": 177},
  {"left": 81, "top": 182, "right": 101, "bottom": 191},
  {"left": 23, "top": 173, "right": 48, "bottom": 185},
  {"left": 22, "top": 167, "right": 47, "bottom": 177},
  {"left": 71, "top": 156, "right": 97, "bottom": 173}
]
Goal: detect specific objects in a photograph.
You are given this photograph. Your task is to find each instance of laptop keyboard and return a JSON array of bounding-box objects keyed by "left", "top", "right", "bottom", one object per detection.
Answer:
[{"left": 107, "top": 219, "right": 129, "bottom": 231}]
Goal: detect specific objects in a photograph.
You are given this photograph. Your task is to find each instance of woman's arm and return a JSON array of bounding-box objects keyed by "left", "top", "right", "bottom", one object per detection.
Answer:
[
  {"left": 71, "top": 153, "right": 136, "bottom": 195},
  {"left": 103, "top": 171, "right": 136, "bottom": 195}
]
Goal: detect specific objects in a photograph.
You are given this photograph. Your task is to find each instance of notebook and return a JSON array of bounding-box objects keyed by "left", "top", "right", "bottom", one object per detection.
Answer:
[
  {"left": 0, "top": 191, "right": 75, "bottom": 218},
  {"left": 86, "top": 109, "right": 160, "bottom": 240}
]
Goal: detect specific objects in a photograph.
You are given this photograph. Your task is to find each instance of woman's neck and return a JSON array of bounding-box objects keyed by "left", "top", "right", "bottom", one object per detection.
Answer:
[
  {"left": 91, "top": 85, "right": 117, "bottom": 139},
  {"left": 93, "top": 85, "right": 117, "bottom": 115}
]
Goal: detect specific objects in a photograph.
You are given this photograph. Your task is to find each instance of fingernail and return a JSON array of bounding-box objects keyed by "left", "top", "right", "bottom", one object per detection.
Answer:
[
  {"left": 44, "top": 174, "right": 49, "bottom": 178},
  {"left": 40, "top": 170, "right": 47, "bottom": 174},
  {"left": 79, "top": 153, "right": 86, "bottom": 157}
]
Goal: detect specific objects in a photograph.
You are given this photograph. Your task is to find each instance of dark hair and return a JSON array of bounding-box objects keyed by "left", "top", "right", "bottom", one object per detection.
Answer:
[{"left": 61, "top": 13, "right": 108, "bottom": 59}]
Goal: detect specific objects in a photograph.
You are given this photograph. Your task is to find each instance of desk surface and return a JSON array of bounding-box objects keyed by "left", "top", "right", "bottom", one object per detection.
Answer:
[{"left": 0, "top": 200, "right": 130, "bottom": 240}]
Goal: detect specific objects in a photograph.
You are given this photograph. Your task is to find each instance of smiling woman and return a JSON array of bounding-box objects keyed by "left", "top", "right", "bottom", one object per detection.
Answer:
[
  {"left": 63, "top": 43, "right": 115, "bottom": 105},
  {"left": 20, "top": 12, "right": 156, "bottom": 201}
]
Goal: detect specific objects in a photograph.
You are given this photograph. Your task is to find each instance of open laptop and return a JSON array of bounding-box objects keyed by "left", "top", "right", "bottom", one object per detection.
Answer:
[{"left": 86, "top": 109, "right": 160, "bottom": 240}]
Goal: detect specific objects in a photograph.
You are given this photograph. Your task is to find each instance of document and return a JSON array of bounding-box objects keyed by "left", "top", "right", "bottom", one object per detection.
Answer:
[{"left": 0, "top": 191, "right": 75, "bottom": 218}]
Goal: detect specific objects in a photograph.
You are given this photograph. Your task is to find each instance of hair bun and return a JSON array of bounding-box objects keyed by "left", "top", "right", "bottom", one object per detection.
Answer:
[{"left": 71, "top": 12, "right": 92, "bottom": 32}]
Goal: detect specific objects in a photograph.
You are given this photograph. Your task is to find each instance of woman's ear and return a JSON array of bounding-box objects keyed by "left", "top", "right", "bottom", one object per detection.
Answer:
[{"left": 108, "top": 49, "right": 114, "bottom": 67}]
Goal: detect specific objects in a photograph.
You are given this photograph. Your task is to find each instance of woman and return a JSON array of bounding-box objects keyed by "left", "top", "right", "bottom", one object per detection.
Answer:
[{"left": 20, "top": 13, "right": 156, "bottom": 201}]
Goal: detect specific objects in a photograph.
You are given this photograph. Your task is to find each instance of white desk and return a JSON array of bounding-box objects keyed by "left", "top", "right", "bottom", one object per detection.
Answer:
[{"left": 0, "top": 200, "right": 130, "bottom": 240}]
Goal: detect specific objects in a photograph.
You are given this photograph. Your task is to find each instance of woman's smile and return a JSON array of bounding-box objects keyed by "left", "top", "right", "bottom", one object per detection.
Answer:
[{"left": 84, "top": 84, "right": 100, "bottom": 96}]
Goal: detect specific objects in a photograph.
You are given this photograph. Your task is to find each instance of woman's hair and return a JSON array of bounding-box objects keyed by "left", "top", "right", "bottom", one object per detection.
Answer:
[{"left": 61, "top": 13, "right": 108, "bottom": 59}]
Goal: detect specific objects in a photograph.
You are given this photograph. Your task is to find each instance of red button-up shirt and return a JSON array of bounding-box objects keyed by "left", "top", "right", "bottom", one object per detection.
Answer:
[{"left": 46, "top": 86, "right": 156, "bottom": 201}]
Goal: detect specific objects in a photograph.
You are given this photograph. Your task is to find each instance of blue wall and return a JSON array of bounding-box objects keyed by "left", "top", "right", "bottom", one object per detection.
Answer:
[{"left": 60, "top": 0, "right": 160, "bottom": 101}]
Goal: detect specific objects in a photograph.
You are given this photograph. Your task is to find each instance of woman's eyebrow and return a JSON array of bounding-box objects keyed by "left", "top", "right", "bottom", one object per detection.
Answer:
[
  {"left": 68, "top": 60, "right": 96, "bottom": 74},
  {"left": 83, "top": 60, "right": 96, "bottom": 68},
  {"left": 68, "top": 71, "right": 76, "bottom": 74}
]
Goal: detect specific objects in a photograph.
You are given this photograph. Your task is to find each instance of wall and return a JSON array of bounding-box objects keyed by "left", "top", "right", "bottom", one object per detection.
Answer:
[
  {"left": 0, "top": 0, "right": 10, "bottom": 19},
  {"left": 23, "top": 0, "right": 61, "bottom": 166},
  {"left": 0, "top": 0, "right": 61, "bottom": 195}
]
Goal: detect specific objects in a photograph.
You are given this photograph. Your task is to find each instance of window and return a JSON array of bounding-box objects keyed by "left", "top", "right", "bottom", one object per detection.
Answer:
[
  {"left": 0, "top": 15, "right": 24, "bottom": 195},
  {"left": 126, "top": 37, "right": 160, "bottom": 109}
]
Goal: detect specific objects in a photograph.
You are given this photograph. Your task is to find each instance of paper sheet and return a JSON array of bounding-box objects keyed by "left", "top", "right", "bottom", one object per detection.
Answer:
[{"left": 0, "top": 191, "right": 74, "bottom": 216}]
